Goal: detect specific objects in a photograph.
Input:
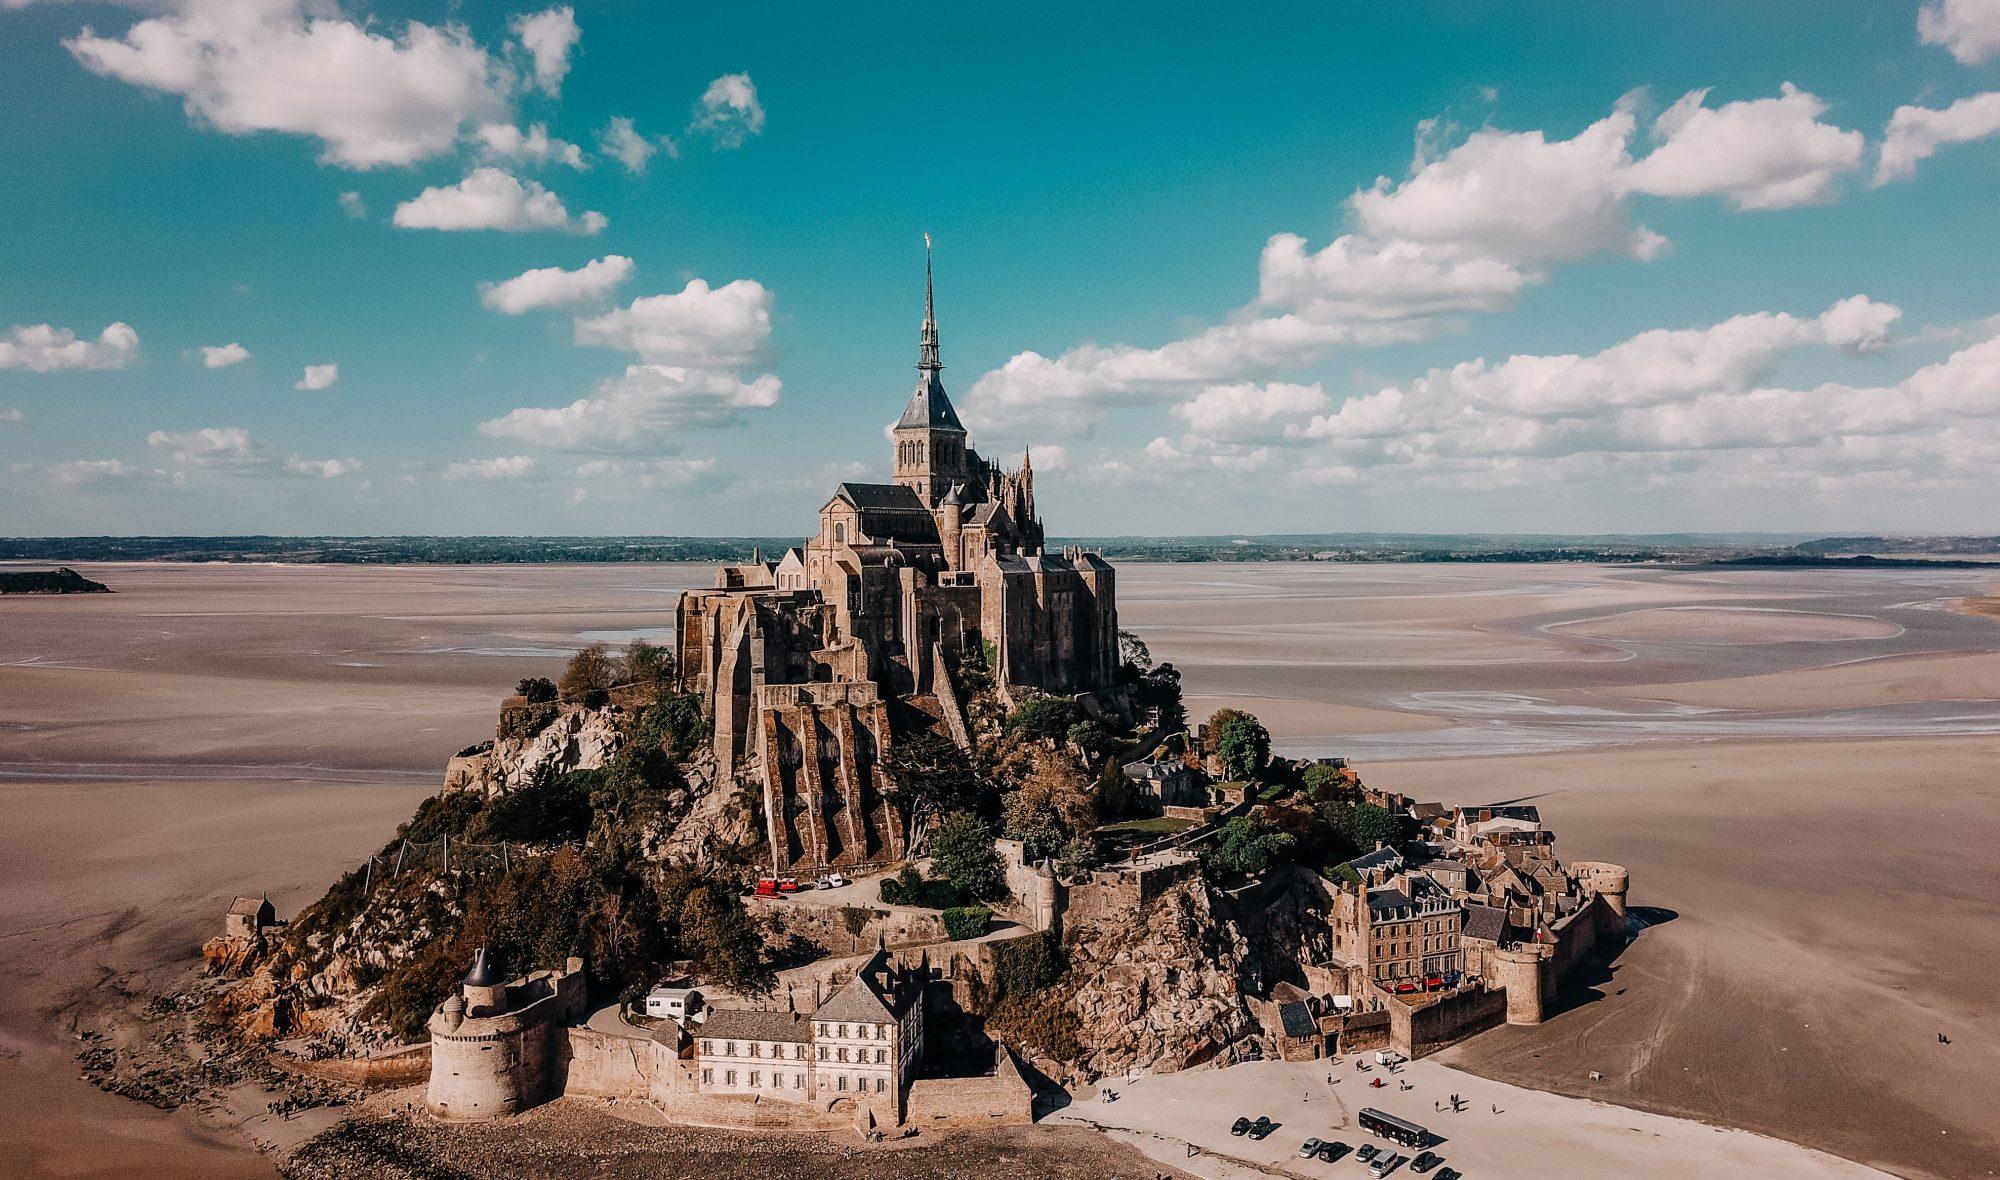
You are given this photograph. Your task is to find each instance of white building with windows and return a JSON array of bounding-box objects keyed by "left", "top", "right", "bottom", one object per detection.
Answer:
[
  {"left": 695, "top": 1008, "right": 813, "bottom": 1099},
  {"left": 693, "top": 947, "right": 926, "bottom": 1121}
]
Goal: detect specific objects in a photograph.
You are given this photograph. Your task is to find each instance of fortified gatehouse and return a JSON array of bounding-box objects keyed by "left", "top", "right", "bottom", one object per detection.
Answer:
[{"left": 677, "top": 246, "right": 1121, "bottom": 877}]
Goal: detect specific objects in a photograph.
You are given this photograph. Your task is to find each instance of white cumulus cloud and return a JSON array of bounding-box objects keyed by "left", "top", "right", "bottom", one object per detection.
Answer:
[
  {"left": 200, "top": 342, "right": 250, "bottom": 368},
  {"left": 689, "top": 72, "right": 764, "bottom": 147},
  {"left": 967, "top": 88, "right": 1873, "bottom": 439},
  {"left": 573, "top": 279, "right": 775, "bottom": 368},
  {"left": 66, "top": 0, "right": 511, "bottom": 169},
  {"left": 295, "top": 362, "right": 338, "bottom": 390},
  {"left": 1876, "top": 91, "right": 2000, "bottom": 184},
  {"left": 475, "top": 122, "right": 585, "bottom": 169},
  {"left": 1920, "top": 0, "right": 2000, "bottom": 65},
  {"left": 392, "top": 167, "right": 605, "bottom": 233},
  {"left": 337, "top": 190, "right": 366, "bottom": 218},
  {"left": 1625, "top": 84, "right": 1863, "bottom": 210},
  {"left": 598, "top": 115, "right": 676, "bottom": 174},
  {"left": 480, "top": 365, "right": 781, "bottom": 452},
  {"left": 0, "top": 322, "right": 139, "bottom": 371},
  {"left": 510, "top": 6, "right": 579, "bottom": 96},
  {"left": 481, "top": 255, "right": 634, "bottom": 315}
]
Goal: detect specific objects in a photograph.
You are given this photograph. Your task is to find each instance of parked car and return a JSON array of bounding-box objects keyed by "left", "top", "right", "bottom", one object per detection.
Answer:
[
  {"left": 825, "top": 872, "right": 848, "bottom": 888},
  {"left": 1247, "top": 1116, "right": 1275, "bottom": 1140},
  {"left": 1370, "top": 1153, "right": 1404, "bottom": 1177},
  {"left": 754, "top": 878, "right": 780, "bottom": 897},
  {"left": 1230, "top": 1116, "right": 1253, "bottom": 1136},
  {"left": 1411, "top": 1150, "right": 1442, "bottom": 1173},
  {"left": 776, "top": 877, "right": 802, "bottom": 893},
  {"left": 1298, "top": 1137, "right": 1323, "bottom": 1158},
  {"left": 1357, "top": 1144, "right": 1378, "bottom": 1162},
  {"left": 1434, "top": 1169, "right": 1462, "bottom": 1180},
  {"left": 1317, "top": 1141, "right": 1351, "bottom": 1161}
]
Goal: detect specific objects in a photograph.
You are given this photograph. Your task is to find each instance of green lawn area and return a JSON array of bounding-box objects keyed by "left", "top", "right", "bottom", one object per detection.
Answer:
[
  {"left": 1096, "top": 816, "right": 1195, "bottom": 836},
  {"left": 1251, "top": 781, "right": 1291, "bottom": 802}
]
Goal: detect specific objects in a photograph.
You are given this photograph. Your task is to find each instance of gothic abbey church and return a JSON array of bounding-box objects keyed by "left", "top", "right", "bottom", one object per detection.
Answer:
[{"left": 676, "top": 250, "right": 1120, "bottom": 876}]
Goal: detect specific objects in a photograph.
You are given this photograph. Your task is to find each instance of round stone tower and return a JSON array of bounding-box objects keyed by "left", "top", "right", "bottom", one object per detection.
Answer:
[
  {"left": 1572, "top": 861, "right": 1630, "bottom": 921},
  {"left": 1493, "top": 945, "right": 1546, "bottom": 1026}
]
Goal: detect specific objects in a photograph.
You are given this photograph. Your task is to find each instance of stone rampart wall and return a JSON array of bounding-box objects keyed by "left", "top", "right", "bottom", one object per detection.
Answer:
[
  {"left": 561, "top": 1028, "right": 659, "bottom": 1099},
  {"left": 1392, "top": 984, "right": 1508, "bottom": 1059},
  {"left": 904, "top": 1072, "right": 1033, "bottom": 1127}
]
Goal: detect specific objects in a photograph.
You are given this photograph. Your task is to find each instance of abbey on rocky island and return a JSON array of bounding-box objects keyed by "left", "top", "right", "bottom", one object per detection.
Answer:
[{"left": 675, "top": 248, "right": 1120, "bottom": 877}]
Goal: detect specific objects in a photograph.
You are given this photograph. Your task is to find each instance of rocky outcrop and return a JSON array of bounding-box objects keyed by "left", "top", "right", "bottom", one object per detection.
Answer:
[
  {"left": 443, "top": 706, "right": 624, "bottom": 796},
  {"left": 202, "top": 932, "right": 267, "bottom": 978},
  {"left": 644, "top": 750, "right": 756, "bottom": 864},
  {"left": 1057, "top": 876, "right": 1258, "bottom": 1081}
]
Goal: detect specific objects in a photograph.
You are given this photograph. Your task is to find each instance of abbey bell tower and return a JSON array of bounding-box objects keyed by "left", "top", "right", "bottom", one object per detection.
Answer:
[{"left": 892, "top": 235, "right": 970, "bottom": 507}]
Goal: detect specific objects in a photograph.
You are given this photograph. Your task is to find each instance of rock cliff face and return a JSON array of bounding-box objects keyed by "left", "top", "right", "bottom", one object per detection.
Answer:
[
  {"left": 1057, "top": 878, "right": 1256, "bottom": 1081},
  {"left": 442, "top": 706, "right": 624, "bottom": 795},
  {"left": 1037, "top": 867, "right": 1336, "bottom": 1084}
]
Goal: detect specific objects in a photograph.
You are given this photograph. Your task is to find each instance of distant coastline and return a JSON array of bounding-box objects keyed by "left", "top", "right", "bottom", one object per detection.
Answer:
[{"left": 3, "top": 532, "right": 1999, "bottom": 566}]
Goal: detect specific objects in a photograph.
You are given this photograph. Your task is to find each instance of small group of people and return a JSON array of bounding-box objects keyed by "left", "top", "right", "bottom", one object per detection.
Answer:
[{"left": 263, "top": 1093, "right": 319, "bottom": 1120}]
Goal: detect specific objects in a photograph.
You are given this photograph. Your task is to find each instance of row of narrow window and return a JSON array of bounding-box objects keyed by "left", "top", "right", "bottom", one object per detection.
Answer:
[{"left": 701, "top": 1068, "right": 887, "bottom": 1094}]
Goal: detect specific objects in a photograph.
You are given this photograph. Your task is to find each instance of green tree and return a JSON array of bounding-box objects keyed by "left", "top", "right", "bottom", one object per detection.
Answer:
[
  {"left": 623, "top": 638, "right": 676, "bottom": 692},
  {"left": 1007, "top": 693, "right": 1080, "bottom": 742},
  {"left": 1210, "top": 708, "right": 1271, "bottom": 781},
  {"left": 1143, "top": 662, "right": 1187, "bottom": 732},
  {"left": 559, "top": 643, "right": 616, "bottom": 704},
  {"left": 1302, "top": 762, "right": 1355, "bottom": 803},
  {"left": 516, "top": 676, "right": 557, "bottom": 703},
  {"left": 1066, "top": 719, "right": 1113, "bottom": 760},
  {"left": 930, "top": 811, "right": 1006, "bottom": 901},
  {"left": 678, "top": 882, "right": 773, "bottom": 996},
  {"left": 1207, "top": 816, "right": 1295, "bottom": 877},
  {"left": 883, "top": 730, "right": 991, "bottom": 835},
  {"left": 1118, "top": 630, "right": 1153, "bottom": 672},
  {"left": 1002, "top": 751, "right": 1096, "bottom": 862},
  {"left": 1322, "top": 800, "right": 1400, "bottom": 857}
]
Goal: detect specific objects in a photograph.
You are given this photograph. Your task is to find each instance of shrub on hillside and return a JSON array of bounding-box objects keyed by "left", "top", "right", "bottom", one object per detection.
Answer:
[{"left": 942, "top": 905, "right": 991, "bottom": 941}]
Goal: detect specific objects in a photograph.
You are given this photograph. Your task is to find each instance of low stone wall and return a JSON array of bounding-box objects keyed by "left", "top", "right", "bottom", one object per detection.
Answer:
[
  {"left": 275, "top": 1042, "right": 431, "bottom": 1089},
  {"left": 561, "top": 1028, "right": 659, "bottom": 1099},
  {"left": 1334, "top": 1009, "right": 1390, "bottom": 1054},
  {"left": 904, "top": 1072, "right": 1033, "bottom": 1127},
  {"left": 765, "top": 900, "right": 948, "bottom": 959},
  {"left": 1392, "top": 985, "right": 1507, "bottom": 1059}
]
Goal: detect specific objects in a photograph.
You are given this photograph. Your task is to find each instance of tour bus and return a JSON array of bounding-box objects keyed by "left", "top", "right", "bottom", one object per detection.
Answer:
[{"left": 1358, "top": 1107, "right": 1430, "bottom": 1148}]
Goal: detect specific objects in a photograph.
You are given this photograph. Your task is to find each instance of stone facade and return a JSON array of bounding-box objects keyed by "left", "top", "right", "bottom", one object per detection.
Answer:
[{"left": 677, "top": 253, "right": 1120, "bottom": 876}]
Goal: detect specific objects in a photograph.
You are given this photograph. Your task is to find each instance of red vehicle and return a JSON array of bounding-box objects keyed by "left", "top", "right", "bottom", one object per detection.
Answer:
[
  {"left": 754, "top": 878, "right": 780, "bottom": 897},
  {"left": 776, "top": 877, "right": 802, "bottom": 893},
  {"left": 1424, "top": 975, "right": 1446, "bottom": 990},
  {"left": 1395, "top": 980, "right": 1419, "bottom": 994}
]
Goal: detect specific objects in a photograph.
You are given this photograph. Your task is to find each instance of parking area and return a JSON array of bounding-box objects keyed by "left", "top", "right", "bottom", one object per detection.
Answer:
[{"left": 1048, "top": 1056, "right": 1889, "bottom": 1180}]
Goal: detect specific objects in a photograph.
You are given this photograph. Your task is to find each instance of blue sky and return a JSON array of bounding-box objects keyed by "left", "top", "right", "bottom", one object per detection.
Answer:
[{"left": 3, "top": 0, "right": 1999, "bottom": 536}]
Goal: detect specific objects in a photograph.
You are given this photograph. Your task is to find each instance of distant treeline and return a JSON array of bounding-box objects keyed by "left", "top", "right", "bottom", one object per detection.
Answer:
[{"left": 2, "top": 533, "right": 1996, "bottom": 566}]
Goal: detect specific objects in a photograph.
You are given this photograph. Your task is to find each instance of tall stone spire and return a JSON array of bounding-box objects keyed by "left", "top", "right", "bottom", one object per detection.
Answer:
[
  {"left": 893, "top": 233, "right": 967, "bottom": 504},
  {"left": 919, "top": 231, "right": 941, "bottom": 377}
]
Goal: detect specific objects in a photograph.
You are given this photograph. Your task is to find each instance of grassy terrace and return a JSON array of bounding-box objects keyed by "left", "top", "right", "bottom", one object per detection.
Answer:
[{"left": 1095, "top": 816, "right": 1196, "bottom": 837}]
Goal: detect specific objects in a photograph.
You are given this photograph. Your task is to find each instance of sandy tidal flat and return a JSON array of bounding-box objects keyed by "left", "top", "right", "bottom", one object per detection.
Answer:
[{"left": 3, "top": 560, "right": 1999, "bottom": 1179}]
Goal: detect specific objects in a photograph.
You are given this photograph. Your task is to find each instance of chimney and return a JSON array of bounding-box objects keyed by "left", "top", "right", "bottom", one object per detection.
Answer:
[{"left": 1479, "top": 809, "right": 1493, "bottom": 822}]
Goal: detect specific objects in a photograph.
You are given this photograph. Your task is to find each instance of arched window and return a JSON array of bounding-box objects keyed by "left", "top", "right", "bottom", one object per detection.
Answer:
[{"left": 833, "top": 523, "right": 845, "bottom": 543}]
